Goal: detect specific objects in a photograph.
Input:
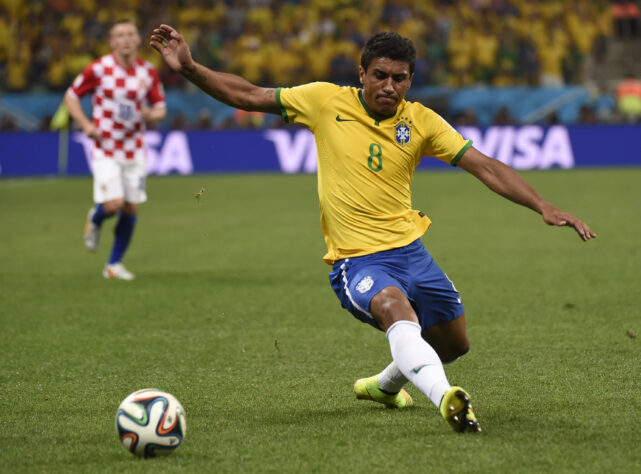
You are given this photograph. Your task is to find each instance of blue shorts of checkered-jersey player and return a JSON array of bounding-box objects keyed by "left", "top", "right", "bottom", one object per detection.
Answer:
[{"left": 329, "top": 239, "right": 464, "bottom": 331}]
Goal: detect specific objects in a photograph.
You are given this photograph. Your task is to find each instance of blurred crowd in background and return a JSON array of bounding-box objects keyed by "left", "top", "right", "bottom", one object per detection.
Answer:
[{"left": 1, "top": 0, "right": 641, "bottom": 130}]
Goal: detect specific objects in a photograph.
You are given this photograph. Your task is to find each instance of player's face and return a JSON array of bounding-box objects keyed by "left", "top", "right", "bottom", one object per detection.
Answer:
[
  {"left": 359, "top": 58, "right": 413, "bottom": 116},
  {"left": 109, "top": 22, "right": 141, "bottom": 58}
]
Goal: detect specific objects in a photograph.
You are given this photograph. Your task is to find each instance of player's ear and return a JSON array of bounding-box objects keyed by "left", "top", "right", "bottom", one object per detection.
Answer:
[{"left": 358, "top": 65, "right": 365, "bottom": 85}]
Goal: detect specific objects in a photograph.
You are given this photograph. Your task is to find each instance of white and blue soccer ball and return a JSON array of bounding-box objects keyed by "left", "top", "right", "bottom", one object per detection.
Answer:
[{"left": 115, "top": 388, "right": 187, "bottom": 458}]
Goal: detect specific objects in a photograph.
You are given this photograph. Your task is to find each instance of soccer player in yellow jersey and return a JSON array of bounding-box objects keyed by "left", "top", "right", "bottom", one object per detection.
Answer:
[{"left": 151, "top": 26, "right": 596, "bottom": 433}]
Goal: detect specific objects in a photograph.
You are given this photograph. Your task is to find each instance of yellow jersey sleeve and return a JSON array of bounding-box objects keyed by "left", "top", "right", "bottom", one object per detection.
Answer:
[
  {"left": 276, "top": 82, "right": 341, "bottom": 130},
  {"left": 420, "top": 110, "right": 473, "bottom": 166}
]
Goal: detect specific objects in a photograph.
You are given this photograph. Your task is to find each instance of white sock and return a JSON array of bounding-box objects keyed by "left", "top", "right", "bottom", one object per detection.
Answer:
[
  {"left": 386, "top": 320, "right": 451, "bottom": 408},
  {"left": 376, "top": 361, "right": 408, "bottom": 393}
]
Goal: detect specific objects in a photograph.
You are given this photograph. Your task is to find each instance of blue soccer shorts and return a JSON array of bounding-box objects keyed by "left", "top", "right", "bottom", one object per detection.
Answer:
[{"left": 329, "top": 239, "right": 464, "bottom": 331}]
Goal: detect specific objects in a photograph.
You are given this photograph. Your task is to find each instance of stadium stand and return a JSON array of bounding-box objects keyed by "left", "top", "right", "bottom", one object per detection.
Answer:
[{"left": 0, "top": 0, "right": 639, "bottom": 130}]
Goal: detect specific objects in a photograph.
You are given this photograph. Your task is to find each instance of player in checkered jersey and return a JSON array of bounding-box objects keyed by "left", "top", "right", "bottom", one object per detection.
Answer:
[{"left": 65, "top": 20, "right": 166, "bottom": 280}]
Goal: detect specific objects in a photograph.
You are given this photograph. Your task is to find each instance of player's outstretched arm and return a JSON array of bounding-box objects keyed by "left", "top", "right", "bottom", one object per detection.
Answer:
[
  {"left": 150, "top": 24, "right": 280, "bottom": 114},
  {"left": 458, "top": 147, "right": 596, "bottom": 241}
]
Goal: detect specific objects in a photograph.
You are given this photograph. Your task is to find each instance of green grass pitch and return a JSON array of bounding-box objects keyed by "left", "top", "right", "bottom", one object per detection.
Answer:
[{"left": 1, "top": 168, "right": 640, "bottom": 473}]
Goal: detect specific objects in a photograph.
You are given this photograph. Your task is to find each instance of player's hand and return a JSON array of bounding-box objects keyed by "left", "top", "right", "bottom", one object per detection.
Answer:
[
  {"left": 541, "top": 204, "right": 596, "bottom": 241},
  {"left": 82, "top": 122, "right": 99, "bottom": 140},
  {"left": 150, "top": 24, "right": 194, "bottom": 73},
  {"left": 141, "top": 105, "right": 167, "bottom": 123},
  {"left": 141, "top": 106, "right": 152, "bottom": 122}
]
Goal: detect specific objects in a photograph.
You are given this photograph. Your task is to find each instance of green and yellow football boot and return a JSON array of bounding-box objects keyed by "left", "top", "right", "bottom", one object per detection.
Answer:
[
  {"left": 354, "top": 375, "right": 413, "bottom": 409},
  {"left": 439, "top": 386, "right": 481, "bottom": 433}
]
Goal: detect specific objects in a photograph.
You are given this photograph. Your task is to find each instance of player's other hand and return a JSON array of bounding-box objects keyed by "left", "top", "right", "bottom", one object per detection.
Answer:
[
  {"left": 141, "top": 105, "right": 167, "bottom": 123},
  {"left": 150, "top": 24, "right": 194, "bottom": 73},
  {"left": 82, "top": 122, "right": 99, "bottom": 140},
  {"left": 541, "top": 204, "right": 596, "bottom": 241},
  {"left": 141, "top": 106, "right": 153, "bottom": 122}
]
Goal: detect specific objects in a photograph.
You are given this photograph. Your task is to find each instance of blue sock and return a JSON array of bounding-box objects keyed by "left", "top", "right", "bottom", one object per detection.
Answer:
[
  {"left": 109, "top": 212, "right": 137, "bottom": 264},
  {"left": 92, "top": 203, "right": 114, "bottom": 227}
]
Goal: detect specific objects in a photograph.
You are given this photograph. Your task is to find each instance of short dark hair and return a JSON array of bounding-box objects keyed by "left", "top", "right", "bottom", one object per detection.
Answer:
[
  {"left": 110, "top": 19, "right": 138, "bottom": 33},
  {"left": 360, "top": 32, "right": 416, "bottom": 75}
]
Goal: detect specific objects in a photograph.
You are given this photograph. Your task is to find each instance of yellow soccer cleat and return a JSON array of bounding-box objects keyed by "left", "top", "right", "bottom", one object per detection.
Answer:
[
  {"left": 354, "top": 375, "right": 413, "bottom": 409},
  {"left": 439, "top": 386, "right": 481, "bottom": 433}
]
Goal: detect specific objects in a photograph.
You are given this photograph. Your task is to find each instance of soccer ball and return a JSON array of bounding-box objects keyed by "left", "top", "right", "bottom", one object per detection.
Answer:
[{"left": 115, "top": 388, "right": 187, "bottom": 458}]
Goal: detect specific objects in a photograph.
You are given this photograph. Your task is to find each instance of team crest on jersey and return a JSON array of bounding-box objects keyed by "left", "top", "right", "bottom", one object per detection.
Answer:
[
  {"left": 395, "top": 120, "right": 412, "bottom": 146},
  {"left": 356, "top": 276, "right": 374, "bottom": 293}
]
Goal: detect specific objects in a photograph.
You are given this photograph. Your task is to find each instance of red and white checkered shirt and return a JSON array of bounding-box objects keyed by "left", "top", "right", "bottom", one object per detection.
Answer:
[{"left": 68, "top": 53, "right": 165, "bottom": 161}]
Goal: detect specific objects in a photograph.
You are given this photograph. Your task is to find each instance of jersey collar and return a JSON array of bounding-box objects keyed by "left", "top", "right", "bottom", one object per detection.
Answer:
[
  {"left": 358, "top": 89, "right": 399, "bottom": 124},
  {"left": 111, "top": 53, "right": 139, "bottom": 74}
]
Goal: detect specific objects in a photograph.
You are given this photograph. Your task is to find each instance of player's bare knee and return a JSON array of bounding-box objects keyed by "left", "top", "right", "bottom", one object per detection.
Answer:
[
  {"left": 450, "top": 337, "right": 470, "bottom": 361},
  {"left": 372, "top": 292, "right": 396, "bottom": 322},
  {"left": 371, "top": 287, "right": 416, "bottom": 330},
  {"left": 122, "top": 202, "right": 138, "bottom": 215},
  {"left": 457, "top": 337, "right": 470, "bottom": 356},
  {"left": 103, "top": 198, "right": 125, "bottom": 214},
  {"left": 436, "top": 336, "right": 470, "bottom": 364}
]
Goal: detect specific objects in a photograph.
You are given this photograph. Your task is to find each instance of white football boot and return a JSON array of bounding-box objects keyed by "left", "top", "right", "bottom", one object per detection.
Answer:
[
  {"left": 103, "top": 263, "right": 135, "bottom": 281},
  {"left": 84, "top": 207, "right": 101, "bottom": 252}
]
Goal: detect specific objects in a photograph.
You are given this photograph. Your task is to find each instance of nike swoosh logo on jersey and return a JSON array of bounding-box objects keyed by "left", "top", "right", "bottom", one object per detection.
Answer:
[{"left": 336, "top": 115, "right": 357, "bottom": 122}]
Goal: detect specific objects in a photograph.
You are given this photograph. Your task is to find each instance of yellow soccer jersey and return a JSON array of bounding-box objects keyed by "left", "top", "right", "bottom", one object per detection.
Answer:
[{"left": 276, "top": 82, "right": 472, "bottom": 264}]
